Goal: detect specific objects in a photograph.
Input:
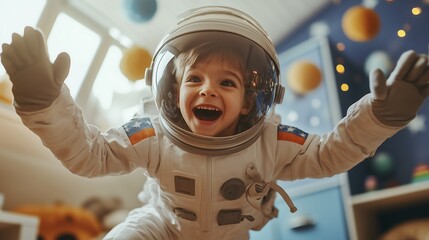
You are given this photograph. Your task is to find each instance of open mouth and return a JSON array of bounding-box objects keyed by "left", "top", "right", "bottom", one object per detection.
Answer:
[{"left": 193, "top": 106, "right": 222, "bottom": 121}]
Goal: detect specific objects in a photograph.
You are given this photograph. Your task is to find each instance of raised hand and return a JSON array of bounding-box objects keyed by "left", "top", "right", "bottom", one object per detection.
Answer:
[
  {"left": 370, "top": 50, "right": 429, "bottom": 127},
  {"left": 1, "top": 26, "right": 70, "bottom": 111}
]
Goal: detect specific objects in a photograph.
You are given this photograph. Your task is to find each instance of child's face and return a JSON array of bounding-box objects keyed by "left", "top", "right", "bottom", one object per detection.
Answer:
[{"left": 177, "top": 57, "right": 251, "bottom": 137}]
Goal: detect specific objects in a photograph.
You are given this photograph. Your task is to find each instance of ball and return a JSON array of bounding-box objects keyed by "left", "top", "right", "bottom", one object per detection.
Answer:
[
  {"left": 364, "top": 175, "right": 378, "bottom": 191},
  {"left": 123, "top": 0, "right": 157, "bottom": 23},
  {"left": 120, "top": 46, "right": 152, "bottom": 81},
  {"left": 364, "top": 51, "right": 393, "bottom": 76},
  {"left": 342, "top": 6, "right": 381, "bottom": 42},
  {"left": 287, "top": 60, "right": 322, "bottom": 95},
  {"left": 371, "top": 152, "right": 394, "bottom": 177}
]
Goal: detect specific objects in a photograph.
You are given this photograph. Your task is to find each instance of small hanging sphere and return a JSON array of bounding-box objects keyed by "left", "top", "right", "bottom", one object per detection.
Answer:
[
  {"left": 342, "top": 6, "right": 381, "bottom": 42},
  {"left": 287, "top": 60, "right": 322, "bottom": 95},
  {"left": 120, "top": 46, "right": 152, "bottom": 81},
  {"left": 123, "top": 0, "right": 157, "bottom": 23}
]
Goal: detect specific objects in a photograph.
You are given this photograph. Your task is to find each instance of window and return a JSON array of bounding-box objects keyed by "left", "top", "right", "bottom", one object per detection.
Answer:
[
  {"left": 93, "top": 45, "right": 139, "bottom": 110},
  {"left": 48, "top": 13, "right": 101, "bottom": 98},
  {"left": 0, "top": 0, "right": 47, "bottom": 75},
  {"left": 1, "top": 0, "right": 152, "bottom": 128}
]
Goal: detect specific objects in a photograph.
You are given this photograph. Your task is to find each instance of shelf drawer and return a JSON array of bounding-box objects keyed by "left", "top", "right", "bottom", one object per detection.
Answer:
[{"left": 270, "top": 185, "right": 348, "bottom": 240}]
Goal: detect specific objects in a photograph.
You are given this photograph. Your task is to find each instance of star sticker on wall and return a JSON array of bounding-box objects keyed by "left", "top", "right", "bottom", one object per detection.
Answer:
[{"left": 407, "top": 114, "right": 426, "bottom": 134}]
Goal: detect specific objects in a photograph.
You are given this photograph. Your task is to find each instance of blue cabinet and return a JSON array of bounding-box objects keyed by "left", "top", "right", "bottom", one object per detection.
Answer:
[
  {"left": 274, "top": 185, "right": 347, "bottom": 240},
  {"left": 250, "top": 181, "right": 348, "bottom": 240}
]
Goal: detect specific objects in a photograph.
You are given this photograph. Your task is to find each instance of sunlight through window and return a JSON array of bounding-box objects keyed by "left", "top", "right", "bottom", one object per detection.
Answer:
[
  {"left": 48, "top": 13, "right": 101, "bottom": 98},
  {"left": 0, "top": 0, "right": 47, "bottom": 75},
  {"left": 92, "top": 45, "right": 137, "bottom": 110}
]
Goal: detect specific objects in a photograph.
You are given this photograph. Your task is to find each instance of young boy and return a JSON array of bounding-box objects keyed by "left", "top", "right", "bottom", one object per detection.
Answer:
[
  {"left": 1, "top": 6, "right": 429, "bottom": 240},
  {"left": 174, "top": 42, "right": 253, "bottom": 137}
]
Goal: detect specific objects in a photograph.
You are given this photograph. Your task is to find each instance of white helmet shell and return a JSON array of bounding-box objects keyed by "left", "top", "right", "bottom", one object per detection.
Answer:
[{"left": 145, "top": 6, "right": 284, "bottom": 155}]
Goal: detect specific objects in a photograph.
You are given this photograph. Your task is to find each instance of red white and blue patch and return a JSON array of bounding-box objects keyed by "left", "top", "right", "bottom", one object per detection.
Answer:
[
  {"left": 277, "top": 124, "right": 308, "bottom": 145},
  {"left": 123, "top": 117, "right": 155, "bottom": 145}
]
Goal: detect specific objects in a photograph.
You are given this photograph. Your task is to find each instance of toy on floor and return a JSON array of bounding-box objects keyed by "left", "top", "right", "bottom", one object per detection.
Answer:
[
  {"left": 82, "top": 196, "right": 128, "bottom": 231},
  {"left": 412, "top": 162, "right": 429, "bottom": 183},
  {"left": 380, "top": 218, "right": 429, "bottom": 240},
  {"left": 13, "top": 202, "right": 103, "bottom": 240}
]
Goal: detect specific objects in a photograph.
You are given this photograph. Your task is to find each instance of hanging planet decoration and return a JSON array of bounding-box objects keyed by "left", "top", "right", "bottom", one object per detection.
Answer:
[
  {"left": 364, "top": 50, "right": 393, "bottom": 76},
  {"left": 0, "top": 74, "right": 13, "bottom": 104},
  {"left": 341, "top": 5, "right": 381, "bottom": 42},
  {"left": 371, "top": 152, "right": 394, "bottom": 178},
  {"left": 123, "top": 0, "right": 157, "bottom": 23},
  {"left": 287, "top": 60, "right": 322, "bottom": 95},
  {"left": 120, "top": 46, "right": 152, "bottom": 81}
]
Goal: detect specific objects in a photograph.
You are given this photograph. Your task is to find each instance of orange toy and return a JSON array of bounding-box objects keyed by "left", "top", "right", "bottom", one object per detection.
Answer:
[{"left": 14, "top": 203, "right": 103, "bottom": 240}]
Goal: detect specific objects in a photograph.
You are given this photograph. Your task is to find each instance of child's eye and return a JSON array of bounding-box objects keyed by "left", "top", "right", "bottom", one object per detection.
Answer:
[
  {"left": 220, "top": 79, "right": 237, "bottom": 87},
  {"left": 186, "top": 76, "right": 201, "bottom": 83}
]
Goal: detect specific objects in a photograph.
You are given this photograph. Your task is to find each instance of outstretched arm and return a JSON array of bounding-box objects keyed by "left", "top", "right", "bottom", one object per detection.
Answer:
[
  {"left": 276, "top": 50, "right": 429, "bottom": 180},
  {"left": 1, "top": 26, "right": 70, "bottom": 111},
  {"left": 1, "top": 27, "right": 149, "bottom": 177}
]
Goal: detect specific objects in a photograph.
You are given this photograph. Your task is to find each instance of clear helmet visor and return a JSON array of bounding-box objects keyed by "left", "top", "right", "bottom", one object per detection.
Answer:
[{"left": 151, "top": 31, "right": 280, "bottom": 137}]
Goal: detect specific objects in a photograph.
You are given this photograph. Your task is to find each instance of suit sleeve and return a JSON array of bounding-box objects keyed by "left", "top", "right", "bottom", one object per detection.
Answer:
[
  {"left": 275, "top": 94, "right": 402, "bottom": 180},
  {"left": 15, "top": 85, "right": 157, "bottom": 177}
]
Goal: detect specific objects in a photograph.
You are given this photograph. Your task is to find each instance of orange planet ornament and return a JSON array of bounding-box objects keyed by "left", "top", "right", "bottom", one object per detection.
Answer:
[
  {"left": 342, "top": 6, "right": 381, "bottom": 42},
  {"left": 120, "top": 46, "right": 152, "bottom": 81},
  {"left": 287, "top": 60, "right": 322, "bottom": 95},
  {"left": 0, "top": 74, "right": 13, "bottom": 104}
]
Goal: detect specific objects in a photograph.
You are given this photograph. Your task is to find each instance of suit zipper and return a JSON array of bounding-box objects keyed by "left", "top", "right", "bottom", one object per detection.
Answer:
[{"left": 201, "top": 155, "right": 212, "bottom": 232}]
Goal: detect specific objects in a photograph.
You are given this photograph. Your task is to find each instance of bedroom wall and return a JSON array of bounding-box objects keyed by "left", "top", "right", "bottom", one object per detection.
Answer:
[{"left": 275, "top": 0, "right": 429, "bottom": 195}]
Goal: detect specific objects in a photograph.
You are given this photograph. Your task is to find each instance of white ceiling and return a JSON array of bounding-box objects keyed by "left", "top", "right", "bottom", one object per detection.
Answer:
[{"left": 74, "top": 0, "right": 331, "bottom": 53}]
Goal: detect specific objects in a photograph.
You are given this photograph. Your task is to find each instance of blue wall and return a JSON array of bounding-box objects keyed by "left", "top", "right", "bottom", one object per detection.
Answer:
[{"left": 276, "top": 0, "right": 429, "bottom": 195}]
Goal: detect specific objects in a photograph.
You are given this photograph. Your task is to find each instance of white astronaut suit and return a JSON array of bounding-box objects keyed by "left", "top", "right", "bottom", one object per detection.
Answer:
[
  {"left": 18, "top": 89, "right": 400, "bottom": 240},
  {"left": 9, "top": 6, "right": 411, "bottom": 240}
]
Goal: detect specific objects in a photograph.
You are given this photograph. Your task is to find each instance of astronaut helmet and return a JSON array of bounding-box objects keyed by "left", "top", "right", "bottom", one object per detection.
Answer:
[{"left": 145, "top": 6, "right": 284, "bottom": 155}]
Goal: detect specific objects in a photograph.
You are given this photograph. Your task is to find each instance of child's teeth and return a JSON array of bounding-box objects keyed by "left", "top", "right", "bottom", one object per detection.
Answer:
[{"left": 198, "top": 106, "right": 219, "bottom": 111}]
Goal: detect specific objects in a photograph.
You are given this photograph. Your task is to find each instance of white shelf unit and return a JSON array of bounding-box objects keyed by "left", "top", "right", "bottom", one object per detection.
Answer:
[
  {"left": 351, "top": 181, "right": 429, "bottom": 239},
  {"left": 0, "top": 211, "right": 39, "bottom": 240}
]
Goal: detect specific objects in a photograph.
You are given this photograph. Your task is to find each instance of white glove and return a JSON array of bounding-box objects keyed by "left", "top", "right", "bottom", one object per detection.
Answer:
[
  {"left": 1, "top": 26, "right": 70, "bottom": 111},
  {"left": 370, "top": 50, "right": 429, "bottom": 127}
]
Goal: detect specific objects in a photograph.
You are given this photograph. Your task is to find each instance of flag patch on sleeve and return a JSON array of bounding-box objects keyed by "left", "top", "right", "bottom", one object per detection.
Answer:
[
  {"left": 277, "top": 124, "right": 308, "bottom": 145},
  {"left": 122, "top": 117, "right": 155, "bottom": 145}
]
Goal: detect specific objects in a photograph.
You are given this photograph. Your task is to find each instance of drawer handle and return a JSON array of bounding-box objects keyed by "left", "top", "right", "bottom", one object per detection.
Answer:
[{"left": 288, "top": 216, "right": 315, "bottom": 231}]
